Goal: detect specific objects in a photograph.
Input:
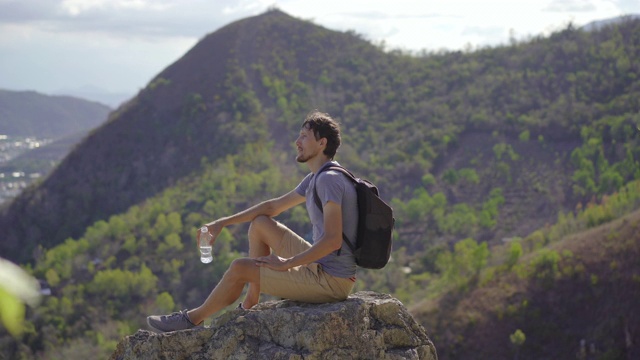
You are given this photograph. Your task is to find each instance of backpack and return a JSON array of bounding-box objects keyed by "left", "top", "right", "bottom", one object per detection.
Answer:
[{"left": 313, "top": 164, "right": 395, "bottom": 269}]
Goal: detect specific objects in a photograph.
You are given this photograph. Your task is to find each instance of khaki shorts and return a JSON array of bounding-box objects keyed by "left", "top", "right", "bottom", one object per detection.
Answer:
[{"left": 259, "top": 223, "right": 355, "bottom": 303}]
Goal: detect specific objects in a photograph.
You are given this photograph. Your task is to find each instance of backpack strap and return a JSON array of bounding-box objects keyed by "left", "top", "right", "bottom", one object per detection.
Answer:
[{"left": 312, "top": 164, "right": 357, "bottom": 255}]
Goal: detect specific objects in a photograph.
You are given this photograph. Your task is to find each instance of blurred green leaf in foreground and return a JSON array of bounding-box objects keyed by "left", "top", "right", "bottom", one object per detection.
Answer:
[{"left": 0, "top": 258, "right": 40, "bottom": 336}]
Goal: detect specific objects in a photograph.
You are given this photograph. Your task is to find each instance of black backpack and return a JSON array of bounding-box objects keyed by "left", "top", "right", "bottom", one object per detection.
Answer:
[{"left": 313, "top": 164, "right": 395, "bottom": 269}]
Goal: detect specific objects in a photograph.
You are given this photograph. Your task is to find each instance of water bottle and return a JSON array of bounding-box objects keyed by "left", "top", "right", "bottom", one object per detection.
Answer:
[{"left": 199, "top": 226, "right": 213, "bottom": 264}]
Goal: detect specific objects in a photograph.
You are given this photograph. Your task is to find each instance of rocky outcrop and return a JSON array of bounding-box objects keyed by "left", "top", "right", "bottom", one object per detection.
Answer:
[{"left": 111, "top": 291, "right": 437, "bottom": 360}]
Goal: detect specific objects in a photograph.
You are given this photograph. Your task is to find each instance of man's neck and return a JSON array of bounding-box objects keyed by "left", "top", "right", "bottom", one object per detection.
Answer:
[{"left": 308, "top": 156, "right": 332, "bottom": 174}]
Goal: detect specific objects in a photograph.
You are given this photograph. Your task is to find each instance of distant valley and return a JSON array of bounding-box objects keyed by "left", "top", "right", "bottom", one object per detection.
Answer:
[{"left": 0, "top": 90, "right": 111, "bottom": 204}]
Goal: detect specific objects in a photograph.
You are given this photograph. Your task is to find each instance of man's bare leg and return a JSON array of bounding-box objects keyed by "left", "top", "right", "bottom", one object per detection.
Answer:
[
  {"left": 187, "top": 258, "right": 260, "bottom": 325},
  {"left": 243, "top": 215, "right": 286, "bottom": 309}
]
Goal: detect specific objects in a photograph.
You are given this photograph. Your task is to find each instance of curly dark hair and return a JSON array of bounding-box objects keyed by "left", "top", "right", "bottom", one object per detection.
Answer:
[{"left": 301, "top": 111, "right": 341, "bottom": 159}]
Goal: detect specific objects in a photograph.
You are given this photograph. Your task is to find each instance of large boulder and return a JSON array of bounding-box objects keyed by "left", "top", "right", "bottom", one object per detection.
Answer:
[{"left": 111, "top": 291, "right": 437, "bottom": 360}]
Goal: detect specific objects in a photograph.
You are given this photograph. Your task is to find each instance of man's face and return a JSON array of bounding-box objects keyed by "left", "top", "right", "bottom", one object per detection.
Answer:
[{"left": 295, "top": 126, "right": 323, "bottom": 163}]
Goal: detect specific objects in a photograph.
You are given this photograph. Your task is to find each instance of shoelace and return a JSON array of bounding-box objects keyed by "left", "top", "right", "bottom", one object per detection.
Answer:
[{"left": 164, "top": 311, "right": 185, "bottom": 322}]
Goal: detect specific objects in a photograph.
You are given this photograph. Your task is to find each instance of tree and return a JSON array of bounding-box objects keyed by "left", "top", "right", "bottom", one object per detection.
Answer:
[
  {"left": 506, "top": 241, "right": 523, "bottom": 269},
  {"left": 510, "top": 329, "right": 526, "bottom": 360},
  {"left": 436, "top": 238, "right": 489, "bottom": 291}
]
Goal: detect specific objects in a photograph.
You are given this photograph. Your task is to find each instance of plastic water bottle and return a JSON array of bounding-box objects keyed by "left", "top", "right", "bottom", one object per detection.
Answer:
[{"left": 199, "top": 226, "right": 213, "bottom": 264}]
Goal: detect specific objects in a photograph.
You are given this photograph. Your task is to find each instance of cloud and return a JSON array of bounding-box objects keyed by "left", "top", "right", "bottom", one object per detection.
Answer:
[
  {"left": 324, "top": 10, "right": 454, "bottom": 21},
  {"left": 615, "top": 0, "right": 640, "bottom": 13},
  {"left": 0, "top": 0, "right": 60, "bottom": 22},
  {"left": 461, "top": 26, "right": 505, "bottom": 37},
  {"left": 543, "top": 0, "right": 598, "bottom": 12},
  {"left": 0, "top": 0, "right": 275, "bottom": 96},
  {"left": 0, "top": 0, "right": 262, "bottom": 39}
]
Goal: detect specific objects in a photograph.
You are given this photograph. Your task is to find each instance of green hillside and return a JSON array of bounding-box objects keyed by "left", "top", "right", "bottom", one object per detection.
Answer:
[
  {"left": 411, "top": 182, "right": 640, "bottom": 358},
  {"left": 1, "top": 9, "right": 639, "bottom": 359}
]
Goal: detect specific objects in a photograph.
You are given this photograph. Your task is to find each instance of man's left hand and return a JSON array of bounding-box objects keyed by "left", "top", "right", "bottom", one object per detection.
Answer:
[{"left": 254, "top": 254, "right": 292, "bottom": 271}]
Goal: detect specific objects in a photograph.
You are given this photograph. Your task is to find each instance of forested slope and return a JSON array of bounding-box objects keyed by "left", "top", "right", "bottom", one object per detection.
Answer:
[
  {"left": 1, "top": 9, "right": 639, "bottom": 359},
  {"left": 412, "top": 184, "right": 640, "bottom": 359}
]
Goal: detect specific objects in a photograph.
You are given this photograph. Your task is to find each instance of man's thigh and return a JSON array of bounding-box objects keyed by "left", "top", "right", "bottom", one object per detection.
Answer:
[
  {"left": 272, "top": 222, "right": 311, "bottom": 258},
  {"left": 260, "top": 263, "right": 353, "bottom": 303},
  {"left": 262, "top": 223, "right": 353, "bottom": 303},
  {"left": 260, "top": 264, "right": 320, "bottom": 303}
]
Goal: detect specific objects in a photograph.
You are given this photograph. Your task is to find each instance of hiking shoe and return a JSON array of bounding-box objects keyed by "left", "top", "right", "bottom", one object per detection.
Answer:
[{"left": 147, "top": 309, "right": 202, "bottom": 332}]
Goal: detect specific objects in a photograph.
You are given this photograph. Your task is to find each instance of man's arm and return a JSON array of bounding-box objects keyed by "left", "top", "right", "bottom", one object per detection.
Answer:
[
  {"left": 202, "top": 189, "right": 305, "bottom": 243},
  {"left": 255, "top": 200, "right": 343, "bottom": 271}
]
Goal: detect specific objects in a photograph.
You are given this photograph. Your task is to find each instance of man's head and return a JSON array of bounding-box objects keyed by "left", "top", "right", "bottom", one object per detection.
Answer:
[{"left": 300, "top": 111, "right": 341, "bottom": 160}]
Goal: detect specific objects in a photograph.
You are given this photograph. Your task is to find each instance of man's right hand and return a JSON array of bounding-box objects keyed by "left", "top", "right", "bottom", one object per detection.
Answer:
[{"left": 199, "top": 221, "right": 223, "bottom": 247}]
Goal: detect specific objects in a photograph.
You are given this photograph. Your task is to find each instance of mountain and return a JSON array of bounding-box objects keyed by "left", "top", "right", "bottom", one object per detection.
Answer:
[
  {"left": 52, "top": 85, "right": 133, "bottom": 108},
  {"left": 1, "top": 10, "right": 639, "bottom": 359},
  {"left": 0, "top": 90, "right": 111, "bottom": 205},
  {"left": 582, "top": 14, "right": 640, "bottom": 32},
  {"left": 412, "top": 205, "right": 640, "bottom": 359},
  {"left": 0, "top": 89, "right": 111, "bottom": 138}
]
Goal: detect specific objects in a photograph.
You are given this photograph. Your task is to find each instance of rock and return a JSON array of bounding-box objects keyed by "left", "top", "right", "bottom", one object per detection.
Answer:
[{"left": 111, "top": 291, "right": 437, "bottom": 360}]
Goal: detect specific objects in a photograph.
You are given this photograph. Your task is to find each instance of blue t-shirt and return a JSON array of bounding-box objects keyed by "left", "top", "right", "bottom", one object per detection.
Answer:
[{"left": 294, "top": 161, "right": 358, "bottom": 278}]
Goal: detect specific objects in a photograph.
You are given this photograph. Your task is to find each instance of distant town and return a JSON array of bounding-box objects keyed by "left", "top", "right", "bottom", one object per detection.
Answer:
[{"left": 0, "top": 135, "right": 51, "bottom": 204}]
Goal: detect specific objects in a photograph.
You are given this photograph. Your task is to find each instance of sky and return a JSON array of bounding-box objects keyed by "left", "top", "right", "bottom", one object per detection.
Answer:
[{"left": 1, "top": 0, "right": 639, "bottom": 107}]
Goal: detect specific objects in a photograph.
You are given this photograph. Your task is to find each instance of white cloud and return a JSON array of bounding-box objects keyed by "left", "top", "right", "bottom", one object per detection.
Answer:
[
  {"left": 0, "top": 0, "right": 253, "bottom": 39},
  {"left": 222, "top": 0, "right": 272, "bottom": 15},
  {"left": 543, "top": 0, "right": 598, "bottom": 12},
  {"left": 60, "top": 0, "right": 175, "bottom": 16}
]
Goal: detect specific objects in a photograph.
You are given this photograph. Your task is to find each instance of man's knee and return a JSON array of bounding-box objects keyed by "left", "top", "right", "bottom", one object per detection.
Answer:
[
  {"left": 227, "top": 258, "right": 260, "bottom": 283},
  {"left": 248, "top": 215, "right": 276, "bottom": 238}
]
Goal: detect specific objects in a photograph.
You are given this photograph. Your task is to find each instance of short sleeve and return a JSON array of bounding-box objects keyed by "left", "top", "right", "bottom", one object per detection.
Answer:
[
  {"left": 315, "top": 171, "right": 346, "bottom": 207},
  {"left": 295, "top": 172, "right": 313, "bottom": 196}
]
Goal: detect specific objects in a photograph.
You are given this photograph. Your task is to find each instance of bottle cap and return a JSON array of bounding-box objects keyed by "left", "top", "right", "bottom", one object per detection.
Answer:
[{"left": 200, "top": 226, "right": 208, "bottom": 233}]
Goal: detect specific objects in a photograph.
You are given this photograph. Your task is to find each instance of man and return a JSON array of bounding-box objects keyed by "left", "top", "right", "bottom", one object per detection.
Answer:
[{"left": 147, "top": 111, "right": 358, "bottom": 332}]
